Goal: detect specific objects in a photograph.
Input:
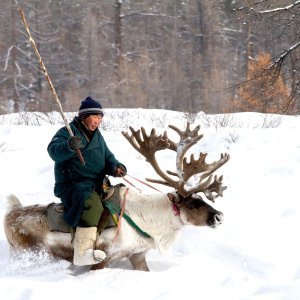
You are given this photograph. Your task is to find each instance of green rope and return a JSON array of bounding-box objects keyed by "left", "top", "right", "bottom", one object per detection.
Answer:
[{"left": 104, "top": 201, "right": 152, "bottom": 238}]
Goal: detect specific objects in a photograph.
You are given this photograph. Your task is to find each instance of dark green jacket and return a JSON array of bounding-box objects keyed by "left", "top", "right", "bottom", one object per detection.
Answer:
[{"left": 47, "top": 117, "right": 126, "bottom": 227}]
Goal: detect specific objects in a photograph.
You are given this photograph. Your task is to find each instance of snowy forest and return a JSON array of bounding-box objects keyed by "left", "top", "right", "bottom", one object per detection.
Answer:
[{"left": 0, "top": 0, "right": 300, "bottom": 114}]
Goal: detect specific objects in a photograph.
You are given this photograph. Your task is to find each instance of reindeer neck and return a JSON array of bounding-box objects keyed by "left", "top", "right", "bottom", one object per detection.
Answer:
[{"left": 118, "top": 187, "right": 183, "bottom": 237}]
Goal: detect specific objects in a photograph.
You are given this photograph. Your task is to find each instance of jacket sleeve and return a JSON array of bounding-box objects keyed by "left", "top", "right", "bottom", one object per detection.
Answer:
[{"left": 47, "top": 127, "right": 76, "bottom": 162}]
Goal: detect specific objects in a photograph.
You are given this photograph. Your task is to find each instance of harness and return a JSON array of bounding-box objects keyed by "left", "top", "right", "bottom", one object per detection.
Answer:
[{"left": 104, "top": 201, "right": 151, "bottom": 238}]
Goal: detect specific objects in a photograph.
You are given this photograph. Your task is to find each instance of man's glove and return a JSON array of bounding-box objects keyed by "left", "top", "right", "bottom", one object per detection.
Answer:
[
  {"left": 68, "top": 136, "right": 84, "bottom": 151},
  {"left": 114, "top": 165, "right": 126, "bottom": 177}
]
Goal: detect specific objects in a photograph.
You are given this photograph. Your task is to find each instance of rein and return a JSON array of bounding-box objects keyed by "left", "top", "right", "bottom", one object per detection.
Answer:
[
  {"left": 122, "top": 174, "right": 181, "bottom": 218},
  {"left": 121, "top": 176, "right": 142, "bottom": 193},
  {"left": 122, "top": 174, "right": 180, "bottom": 217},
  {"left": 122, "top": 173, "right": 163, "bottom": 193}
]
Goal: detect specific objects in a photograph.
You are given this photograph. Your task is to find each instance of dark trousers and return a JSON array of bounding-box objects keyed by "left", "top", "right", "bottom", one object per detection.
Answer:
[{"left": 79, "top": 191, "right": 104, "bottom": 227}]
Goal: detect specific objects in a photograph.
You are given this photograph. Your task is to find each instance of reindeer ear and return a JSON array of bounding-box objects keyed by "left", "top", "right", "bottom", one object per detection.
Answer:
[{"left": 167, "top": 192, "right": 180, "bottom": 204}]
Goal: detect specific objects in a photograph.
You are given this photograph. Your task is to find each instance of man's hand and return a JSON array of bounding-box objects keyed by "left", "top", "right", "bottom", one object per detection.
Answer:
[
  {"left": 115, "top": 165, "right": 126, "bottom": 177},
  {"left": 68, "top": 136, "right": 84, "bottom": 151}
]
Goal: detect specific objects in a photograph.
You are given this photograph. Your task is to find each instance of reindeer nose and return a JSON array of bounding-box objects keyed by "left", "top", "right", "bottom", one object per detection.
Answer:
[{"left": 214, "top": 212, "right": 223, "bottom": 225}]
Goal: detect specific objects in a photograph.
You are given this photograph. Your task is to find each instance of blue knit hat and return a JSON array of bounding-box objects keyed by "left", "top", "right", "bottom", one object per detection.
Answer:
[{"left": 78, "top": 96, "right": 103, "bottom": 119}]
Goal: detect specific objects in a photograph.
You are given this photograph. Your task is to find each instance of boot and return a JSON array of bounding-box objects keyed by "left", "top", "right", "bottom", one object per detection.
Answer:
[{"left": 73, "top": 227, "right": 106, "bottom": 266}]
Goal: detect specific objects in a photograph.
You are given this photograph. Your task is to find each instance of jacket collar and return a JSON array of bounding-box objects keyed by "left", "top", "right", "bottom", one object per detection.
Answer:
[{"left": 72, "top": 117, "right": 98, "bottom": 142}]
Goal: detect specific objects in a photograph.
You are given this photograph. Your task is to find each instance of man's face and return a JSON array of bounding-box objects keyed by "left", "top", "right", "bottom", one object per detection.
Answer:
[{"left": 83, "top": 114, "right": 102, "bottom": 131}]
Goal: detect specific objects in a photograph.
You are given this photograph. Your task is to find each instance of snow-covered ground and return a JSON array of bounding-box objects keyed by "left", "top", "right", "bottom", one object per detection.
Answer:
[{"left": 0, "top": 109, "right": 299, "bottom": 300}]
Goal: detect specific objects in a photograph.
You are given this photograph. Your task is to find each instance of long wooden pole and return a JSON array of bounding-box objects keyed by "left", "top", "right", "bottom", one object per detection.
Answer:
[{"left": 16, "top": 3, "right": 85, "bottom": 165}]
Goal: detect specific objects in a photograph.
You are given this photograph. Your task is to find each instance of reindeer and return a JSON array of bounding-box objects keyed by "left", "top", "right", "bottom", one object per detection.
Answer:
[{"left": 4, "top": 123, "right": 229, "bottom": 271}]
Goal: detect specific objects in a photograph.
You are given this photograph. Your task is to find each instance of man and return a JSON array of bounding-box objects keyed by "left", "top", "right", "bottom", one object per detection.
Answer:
[{"left": 47, "top": 96, "right": 126, "bottom": 266}]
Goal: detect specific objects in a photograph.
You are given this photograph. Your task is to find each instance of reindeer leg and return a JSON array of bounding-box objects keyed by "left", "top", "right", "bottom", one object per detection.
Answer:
[
  {"left": 129, "top": 251, "right": 149, "bottom": 271},
  {"left": 90, "top": 258, "right": 110, "bottom": 270}
]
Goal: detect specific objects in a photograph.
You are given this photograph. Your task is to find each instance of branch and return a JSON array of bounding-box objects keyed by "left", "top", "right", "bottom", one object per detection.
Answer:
[
  {"left": 4, "top": 45, "right": 32, "bottom": 71},
  {"left": 4, "top": 46, "right": 14, "bottom": 71},
  {"left": 282, "top": 81, "right": 300, "bottom": 113},
  {"left": 230, "top": 41, "right": 300, "bottom": 94},
  {"left": 272, "top": 41, "right": 300, "bottom": 66},
  {"left": 14, "top": 61, "right": 22, "bottom": 77},
  {"left": 259, "top": 1, "right": 300, "bottom": 14},
  {"left": 121, "top": 12, "right": 168, "bottom": 19}
]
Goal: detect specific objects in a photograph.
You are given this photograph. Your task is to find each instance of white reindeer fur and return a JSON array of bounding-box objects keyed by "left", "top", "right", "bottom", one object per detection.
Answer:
[{"left": 95, "top": 187, "right": 184, "bottom": 257}]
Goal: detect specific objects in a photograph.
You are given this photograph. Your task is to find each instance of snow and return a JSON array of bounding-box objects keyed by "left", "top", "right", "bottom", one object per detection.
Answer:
[{"left": 0, "top": 109, "right": 300, "bottom": 300}]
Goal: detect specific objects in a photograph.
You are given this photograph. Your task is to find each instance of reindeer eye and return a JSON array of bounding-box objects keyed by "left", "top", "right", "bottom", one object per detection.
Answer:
[{"left": 185, "top": 198, "right": 201, "bottom": 209}]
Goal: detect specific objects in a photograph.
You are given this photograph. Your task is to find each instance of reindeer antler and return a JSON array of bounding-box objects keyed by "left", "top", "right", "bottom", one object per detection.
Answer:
[
  {"left": 122, "top": 123, "right": 230, "bottom": 200},
  {"left": 122, "top": 127, "right": 178, "bottom": 188}
]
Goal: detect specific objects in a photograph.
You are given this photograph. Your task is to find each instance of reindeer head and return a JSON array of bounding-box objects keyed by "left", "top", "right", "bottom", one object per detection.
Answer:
[{"left": 167, "top": 191, "right": 224, "bottom": 228}]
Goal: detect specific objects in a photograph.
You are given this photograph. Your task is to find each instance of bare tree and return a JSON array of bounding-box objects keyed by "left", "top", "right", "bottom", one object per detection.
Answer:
[
  {"left": 232, "top": 0, "right": 300, "bottom": 113},
  {"left": 1, "top": 0, "right": 21, "bottom": 113}
]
